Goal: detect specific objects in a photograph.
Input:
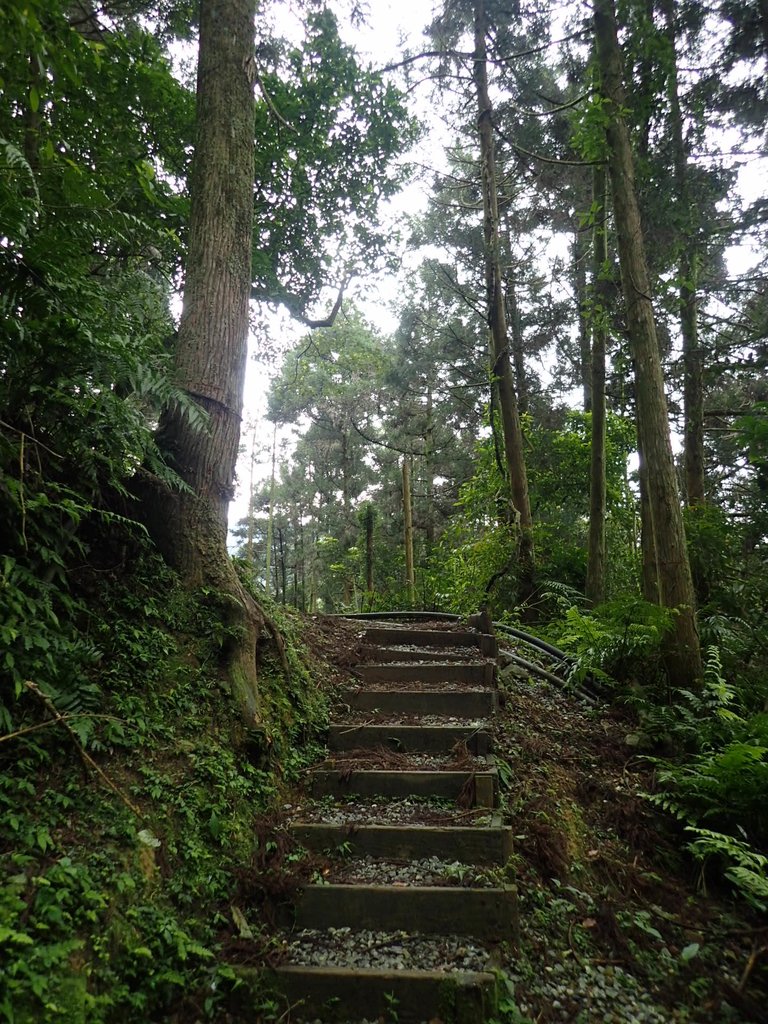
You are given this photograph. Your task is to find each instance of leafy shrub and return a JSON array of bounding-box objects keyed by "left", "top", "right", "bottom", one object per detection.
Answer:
[
  {"left": 549, "top": 596, "right": 673, "bottom": 687},
  {"left": 638, "top": 651, "right": 768, "bottom": 907}
]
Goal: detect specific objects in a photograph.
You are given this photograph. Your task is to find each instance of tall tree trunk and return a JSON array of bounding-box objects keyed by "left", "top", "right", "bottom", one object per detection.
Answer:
[
  {"left": 573, "top": 223, "right": 593, "bottom": 413},
  {"left": 659, "top": 0, "right": 705, "bottom": 505},
  {"left": 278, "top": 526, "right": 287, "bottom": 603},
  {"left": 402, "top": 456, "right": 416, "bottom": 607},
  {"left": 143, "top": 0, "right": 261, "bottom": 721},
  {"left": 586, "top": 164, "right": 608, "bottom": 605},
  {"left": 473, "top": 0, "right": 535, "bottom": 604},
  {"left": 265, "top": 423, "right": 277, "bottom": 596},
  {"left": 506, "top": 273, "right": 529, "bottom": 416},
  {"left": 424, "top": 387, "right": 436, "bottom": 546},
  {"left": 595, "top": 0, "right": 702, "bottom": 686},
  {"left": 364, "top": 504, "right": 375, "bottom": 597},
  {"left": 637, "top": 446, "right": 660, "bottom": 603}
]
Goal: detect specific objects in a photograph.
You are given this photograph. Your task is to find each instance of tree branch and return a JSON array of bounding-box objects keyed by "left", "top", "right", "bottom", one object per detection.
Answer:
[{"left": 496, "top": 123, "right": 604, "bottom": 166}]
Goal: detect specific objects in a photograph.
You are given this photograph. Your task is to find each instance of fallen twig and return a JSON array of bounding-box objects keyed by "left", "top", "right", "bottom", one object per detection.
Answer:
[{"left": 23, "top": 681, "right": 142, "bottom": 817}]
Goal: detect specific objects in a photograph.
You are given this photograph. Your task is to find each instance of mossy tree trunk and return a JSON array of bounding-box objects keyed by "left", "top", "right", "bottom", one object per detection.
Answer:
[
  {"left": 145, "top": 0, "right": 262, "bottom": 722},
  {"left": 594, "top": 0, "right": 702, "bottom": 686}
]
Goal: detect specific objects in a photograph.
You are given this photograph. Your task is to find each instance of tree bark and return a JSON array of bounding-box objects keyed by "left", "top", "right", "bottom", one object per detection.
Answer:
[
  {"left": 573, "top": 223, "right": 593, "bottom": 414},
  {"left": 143, "top": 0, "right": 261, "bottom": 721},
  {"left": 637, "top": 445, "right": 660, "bottom": 604},
  {"left": 265, "top": 424, "right": 277, "bottom": 596},
  {"left": 424, "top": 387, "right": 436, "bottom": 546},
  {"left": 595, "top": 0, "right": 702, "bottom": 686},
  {"left": 586, "top": 164, "right": 608, "bottom": 606},
  {"left": 659, "top": 0, "right": 705, "bottom": 505},
  {"left": 473, "top": 0, "right": 535, "bottom": 604},
  {"left": 402, "top": 456, "right": 416, "bottom": 607},
  {"left": 364, "top": 504, "right": 375, "bottom": 596},
  {"left": 506, "top": 273, "right": 529, "bottom": 417}
]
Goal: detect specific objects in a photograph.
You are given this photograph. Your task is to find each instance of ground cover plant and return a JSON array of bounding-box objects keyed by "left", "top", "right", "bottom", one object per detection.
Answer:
[{"left": 0, "top": 541, "right": 334, "bottom": 1023}]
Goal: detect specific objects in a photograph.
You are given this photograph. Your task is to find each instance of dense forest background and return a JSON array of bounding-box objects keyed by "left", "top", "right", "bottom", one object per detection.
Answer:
[{"left": 2, "top": 0, "right": 768, "bottom": 1019}]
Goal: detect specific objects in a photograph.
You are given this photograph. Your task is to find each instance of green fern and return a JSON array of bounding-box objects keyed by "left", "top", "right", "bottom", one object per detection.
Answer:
[{"left": 685, "top": 827, "right": 768, "bottom": 910}]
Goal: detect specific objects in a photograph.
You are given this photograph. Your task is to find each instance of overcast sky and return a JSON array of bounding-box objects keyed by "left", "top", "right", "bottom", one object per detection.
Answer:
[{"left": 231, "top": 0, "right": 445, "bottom": 538}]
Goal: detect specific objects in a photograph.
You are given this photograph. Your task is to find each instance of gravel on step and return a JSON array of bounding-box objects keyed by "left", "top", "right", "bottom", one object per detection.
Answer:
[
  {"left": 319, "top": 854, "right": 496, "bottom": 887},
  {"left": 283, "top": 926, "right": 491, "bottom": 973},
  {"left": 332, "top": 712, "right": 490, "bottom": 728},
  {"left": 286, "top": 796, "right": 494, "bottom": 826},
  {"left": 367, "top": 642, "right": 484, "bottom": 657},
  {"left": 348, "top": 679, "right": 493, "bottom": 692},
  {"left": 318, "top": 751, "right": 485, "bottom": 770}
]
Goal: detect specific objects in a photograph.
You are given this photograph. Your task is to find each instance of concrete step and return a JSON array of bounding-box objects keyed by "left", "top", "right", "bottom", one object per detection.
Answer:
[
  {"left": 293, "top": 882, "right": 517, "bottom": 941},
  {"left": 355, "top": 661, "right": 496, "bottom": 686},
  {"left": 363, "top": 626, "right": 498, "bottom": 657},
  {"left": 289, "top": 820, "right": 513, "bottom": 864},
  {"left": 341, "top": 687, "right": 498, "bottom": 717},
  {"left": 309, "top": 765, "right": 497, "bottom": 807},
  {"left": 237, "top": 964, "right": 499, "bottom": 1023},
  {"left": 328, "top": 722, "right": 492, "bottom": 755}
]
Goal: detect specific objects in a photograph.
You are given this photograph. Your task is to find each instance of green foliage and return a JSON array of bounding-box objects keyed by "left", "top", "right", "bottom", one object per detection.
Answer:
[
  {"left": 650, "top": 732, "right": 768, "bottom": 841},
  {"left": 0, "top": 0, "right": 195, "bottom": 623},
  {"left": 0, "top": 545, "right": 330, "bottom": 1022},
  {"left": 637, "top": 650, "right": 768, "bottom": 909},
  {"left": 550, "top": 597, "right": 674, "bottom": 687},
  {"left": 685, "top": 828, "right": 768, "bottom": 911},
  {"left": 0, "top": 556, "right": 102, "bottom": 733},
  {"left": 487, "top": 971, "right": 534, "bottom": 1024},
  {"left": 250, "top": 9, "right": 419, "bottom": 315},
  {"left": 736, "top": 401, "right": 768, "bottom": 468},
  {"left": 527, "top": 411, "right": 637, "bottom": 596},
  {"left": 426, "top": 437, "right": 517, "bottom": 616}
]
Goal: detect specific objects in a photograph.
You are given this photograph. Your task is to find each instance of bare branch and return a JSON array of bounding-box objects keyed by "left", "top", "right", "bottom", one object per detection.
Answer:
[
  {"left": 292, "top": 278, "right": 350, "bottom": 329},
  {"left": 496, "top": 123, "right": 604, "bottom": 167}
]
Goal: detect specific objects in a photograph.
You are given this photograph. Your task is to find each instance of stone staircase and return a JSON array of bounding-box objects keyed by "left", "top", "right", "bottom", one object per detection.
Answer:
[{"left": 253, "top": 620, "right": 515, "bottom": 1023}]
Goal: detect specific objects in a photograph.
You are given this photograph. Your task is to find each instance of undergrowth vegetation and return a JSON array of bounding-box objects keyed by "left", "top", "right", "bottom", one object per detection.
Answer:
[
  {"left": 539, "top": 594, "right": 768, "bottom": 915},
  {"left": 0, "top": 539, "right": 330, "bottom": 1023}
]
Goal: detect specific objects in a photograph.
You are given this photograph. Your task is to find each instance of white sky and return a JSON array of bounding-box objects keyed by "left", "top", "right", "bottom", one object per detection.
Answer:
[{"left": 230, "top": 0, "right": 442, "bottom": 538}]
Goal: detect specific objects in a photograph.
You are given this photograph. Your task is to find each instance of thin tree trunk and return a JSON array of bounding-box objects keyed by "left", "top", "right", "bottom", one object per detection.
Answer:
[
  {"left": 574, "top": 223, "right": 593, "bottom": 413},
  {"left": 364, "top": 505, "right": 375, "bottom": 595},
  {"left": 424, "top": 387, "right": 436, "bottom": 546},
  {"left": 265, "top": 423, "right": 276, "bottom": 596},
  {"left": 245, "top": 428, "right": 256, "bottom": 568},
  {"left": 659, "top": 0, "right": 705, "bottom": 505},
  {"left": 586, "top": 164, "right": 608, "bottom": 605},
  {"left": 402, "top": 456, "right": 416, "bottom": 607},
  {"left": 278, "top": 526, "right": 287, "bottom": 603},
  {"left": 143, "top": 0, "right": 261, "bottom": 722},
  {"left": 473, "top": 0, "right": 535, "bottom": 603},
  {"left": 595, "top": 0, "right": 702, "bottom": 686},
  {"left": 507, "top": 274, "right": 529, "bottom": 416}
]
